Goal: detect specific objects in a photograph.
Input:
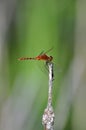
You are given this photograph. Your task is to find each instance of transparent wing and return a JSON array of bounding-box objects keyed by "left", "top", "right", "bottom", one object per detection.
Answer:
[
  {"left": 38, "top": 50, "right": 45, "bottom": 56},
  {"left": 44, "top": 47, "right": 53, "bottom": 54},
  {"left": 38, "top": 47, "right": 53, "bottom": 56}
]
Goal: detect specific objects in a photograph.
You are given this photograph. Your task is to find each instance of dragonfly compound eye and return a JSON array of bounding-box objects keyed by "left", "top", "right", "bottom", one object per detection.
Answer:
[{"left": 50, "top": 56, "right": 53, "bottom": 61}]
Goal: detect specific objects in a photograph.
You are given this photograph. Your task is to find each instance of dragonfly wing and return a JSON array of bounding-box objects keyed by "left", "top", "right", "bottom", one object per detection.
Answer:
[
  {"left": 38, "top": 47, "right": 53, "bottom": 56},
  {"left": 38, "top": 50, "right": 45, "bottom": 56},
  {"left": 44, "top": 47, "right": 53, "bottom": 54}
]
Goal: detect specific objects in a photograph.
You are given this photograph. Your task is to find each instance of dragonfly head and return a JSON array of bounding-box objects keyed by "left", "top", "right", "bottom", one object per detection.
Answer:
[{"left": 50, "top": 56, "right": 53, "bottom": 61}]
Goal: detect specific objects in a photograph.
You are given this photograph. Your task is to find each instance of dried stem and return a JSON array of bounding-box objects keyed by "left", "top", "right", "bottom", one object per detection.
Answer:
[{"left": 42, "top": 62, "right": 55, "bottom": 130}]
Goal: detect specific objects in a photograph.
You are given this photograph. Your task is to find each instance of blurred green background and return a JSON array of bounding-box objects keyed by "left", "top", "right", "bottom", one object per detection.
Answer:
[{"left": 0, "top": 0, "right": 86, "bottom": 130}]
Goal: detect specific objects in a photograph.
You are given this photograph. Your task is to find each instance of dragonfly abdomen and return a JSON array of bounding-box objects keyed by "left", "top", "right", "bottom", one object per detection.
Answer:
[{"left": 18, "top": 57, "right": 35, "bottom": 60}]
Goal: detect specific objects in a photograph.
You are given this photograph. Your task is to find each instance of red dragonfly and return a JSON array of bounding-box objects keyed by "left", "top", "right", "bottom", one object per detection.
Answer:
[{"left": 18, "top": 48, "right": 53, "bottom": 63}]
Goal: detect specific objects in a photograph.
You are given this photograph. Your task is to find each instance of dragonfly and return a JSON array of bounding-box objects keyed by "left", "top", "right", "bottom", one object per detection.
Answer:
[
  {"left": 18, "top": 48, "right": 62, "bottom": 80},
  {"left": 18, "top": 48, "right": 54, "bottom": 79},
  {"left": 18, "top": 48, "right": 53, "bottom": 64}
]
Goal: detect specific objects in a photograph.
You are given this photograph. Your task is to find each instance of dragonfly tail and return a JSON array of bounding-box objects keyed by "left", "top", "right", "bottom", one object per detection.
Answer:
[{"left": 18, "top": 57, "right": 35, "bottom": 60}]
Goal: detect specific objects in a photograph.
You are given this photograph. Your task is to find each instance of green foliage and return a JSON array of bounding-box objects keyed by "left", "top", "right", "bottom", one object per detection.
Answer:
[{"left": 0, "top": 0, "right": 76, "bottom": 130}]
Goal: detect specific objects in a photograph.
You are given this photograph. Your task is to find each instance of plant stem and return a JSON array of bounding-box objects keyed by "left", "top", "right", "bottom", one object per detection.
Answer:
[{"left": 42, "top": 62, "right": 55, "bottom": 130}]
